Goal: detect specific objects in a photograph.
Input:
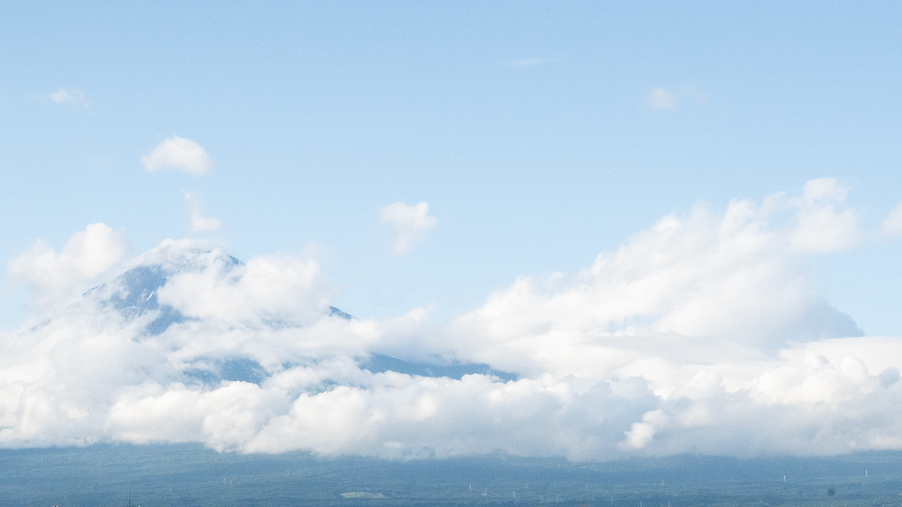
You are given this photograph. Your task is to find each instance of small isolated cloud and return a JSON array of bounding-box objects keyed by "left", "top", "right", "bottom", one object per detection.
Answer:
[
  {"left": 47, "top": 88, "right": 92, "bottom": 109},
  {"left": 6, "top": 223, "right": 128, "bottom": 306},
  {"left": 184, "top": 191, "right": 222, "bottom": 232},
  {"left": 881, "top": 203, "right": 902, "bottom": 237},
  {"left": 646, "top": 87, "right": 675, "bottom": 109},
  {"left": 142, "top": 136, "right": 213, "bottom": 175},
  {"left": 506, "top": 58, "right": 550, "bottom": 68},
  {"left": 379, "top": 202, "right": 437, "bottom": 255}
]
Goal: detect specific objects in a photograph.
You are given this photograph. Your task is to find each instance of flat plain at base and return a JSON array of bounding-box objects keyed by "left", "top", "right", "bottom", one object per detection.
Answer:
[
  {"left": 341, "top": 492, "right": 389, "bottom": 499},
  {"left": 1, "top": 444, "right": 901, "bottom": 506}
]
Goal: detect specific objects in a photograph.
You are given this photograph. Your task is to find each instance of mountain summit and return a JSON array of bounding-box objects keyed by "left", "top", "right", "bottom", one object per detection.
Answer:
[
  {"left": 82, "top": 242, "right": 513, "bottom": 385},
  {"left": 88, "top": 246, "right": 242, "bottom": 335}
]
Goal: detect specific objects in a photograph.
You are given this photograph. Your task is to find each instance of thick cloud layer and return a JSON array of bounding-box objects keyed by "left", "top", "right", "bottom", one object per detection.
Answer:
[{"left": 2, "top": 180, "right": 901, "bottom": 460}]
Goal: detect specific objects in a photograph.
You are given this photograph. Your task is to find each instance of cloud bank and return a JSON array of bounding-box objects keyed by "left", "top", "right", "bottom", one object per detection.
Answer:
[
  {"left": 142, "top": 137, "right": 213, "bottom": 175},
  {"left": 1, "top": 180, "right": 900, "bottom": 460}
]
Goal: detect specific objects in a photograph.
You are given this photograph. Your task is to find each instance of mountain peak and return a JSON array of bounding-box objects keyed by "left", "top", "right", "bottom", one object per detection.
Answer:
[{"left": 88, "top": 244, "right": 241, "bottom": 335}]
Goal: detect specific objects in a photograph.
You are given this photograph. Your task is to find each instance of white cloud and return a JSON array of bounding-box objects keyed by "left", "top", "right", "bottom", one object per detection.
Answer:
[
  {"left": 6, "top": 223, "right": 128, "bottom": 306},
  {"left": 881, "top": 203, "right": 902, "bottom": 237},
  {"left": 450, "top": 187, "right": 861, "bottom": 368},
  {"left": 789, "top": 178, "right": 859, "bottom": 253},
  {"left": 622, "top": 410, "right": 668, "bottom": 450},
  {"left": 157, "top": 252, "right": 322, "bottom": 325},
  {"left": 142, "top": 136, "right": 213, "bottom": 175},
  {"left": 184, "top": 191, "right": 222, "bottom": 232},
  {"left": 379, "top": 202, "right": 437, "bottom": 255},
  {"left": 0, "top": 180, "right": 898, "bottom": 460},
  {"left": 646, "top": 87, "right": 675, "bottom": 109},
  {"left": 47, "top": 88, "right": 91, "bottom": 109}
]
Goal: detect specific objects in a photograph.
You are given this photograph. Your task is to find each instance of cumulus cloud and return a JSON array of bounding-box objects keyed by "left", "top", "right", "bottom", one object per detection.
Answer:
[
  {"left": 0, "top": 180, "right": 899, "bottom": 460},
  {"left": 47, "top": 88, "right": 92, "bottom": 109},
  {"left": 379, "top": 202, "right": 437, "bottom": 255},
  {"left": 6, "top": 223, "right": 128, "bottom": 307},
  {"left": 450, "top": 182, "right": 862, "bottom": 368},
  {"left": 184, "top": 191, "right": 222, "bottom": 232},
  {"left": 142, "top": 136, "right": 213, "bottom": 175}
]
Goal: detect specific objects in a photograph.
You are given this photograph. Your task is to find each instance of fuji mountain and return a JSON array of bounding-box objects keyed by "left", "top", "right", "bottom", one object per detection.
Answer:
[{"left": 83, "top": 243, "right": 514, "bottom": 386}]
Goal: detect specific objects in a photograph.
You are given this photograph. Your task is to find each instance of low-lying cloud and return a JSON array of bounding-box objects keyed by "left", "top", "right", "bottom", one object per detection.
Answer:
[{"left": 2, "top": 180, "right": 901, "bottom": 460}]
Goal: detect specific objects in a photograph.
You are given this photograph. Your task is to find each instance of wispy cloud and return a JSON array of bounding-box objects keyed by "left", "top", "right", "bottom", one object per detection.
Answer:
[
  {"left": 142, "top": 136, "right": 213, "bottom": 175},
  {"left": 46, "top": 87, "right": 92, "bottom": 109},
  {"left": 184, "top": 191, "right": 222, "bottom": 232},
  {"left": 881, "top": 203, "right": 902, "bottom": 237},
  {"left": 646, "top": 87, "right": 675, "bottom": 109},
  {"left": 645, "top": 85, "right": 709, "bottom": 111},
  {"left": 379, "top": 202, "right": 437, "bottom": 255},
  {"left": 679, "top": 84, "right": 708, "bottom": 105}
]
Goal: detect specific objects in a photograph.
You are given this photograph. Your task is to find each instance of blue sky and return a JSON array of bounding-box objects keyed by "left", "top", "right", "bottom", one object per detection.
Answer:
[
  {"left": 2, "top": 2, "right": 902, "bottom": 457},
  {"left": 3, "top": 2, "right": 901, "bottom": 331}
]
